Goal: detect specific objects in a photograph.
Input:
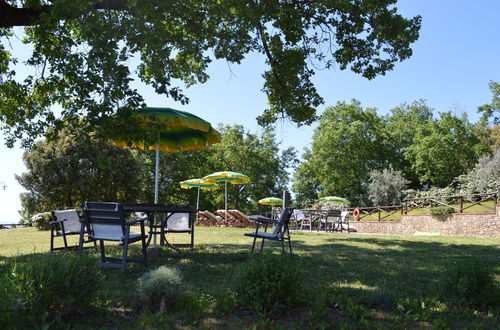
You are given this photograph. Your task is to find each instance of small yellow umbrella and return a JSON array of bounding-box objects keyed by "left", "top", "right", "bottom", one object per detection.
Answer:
[
  {"left": 203, "top": 171, "right": 250, "bottom": 220},
  {"left": 319, "top": 196, "right": 350, "bottom": 204},
  {"left": 179, "top": 179, "right": 219, "bottom": 210},
  {"left": 258, "top": 197, "right": 284, "bottom": 219}
]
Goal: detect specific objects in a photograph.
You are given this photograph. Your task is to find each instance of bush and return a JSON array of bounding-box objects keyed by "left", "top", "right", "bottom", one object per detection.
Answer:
[
  {"left": 31, "top": 212, "right": 52, "bottom": 230},
  {"left": 441, "top": 259, "right": 499, "bottom": 311},
  {"left": 430, "top": 206, "right": 454, "bottom": 216},
  {"left": 231, "top": 254, "right": 305, "bottom": 315},
  {"left": 6, "top": 253, "right": 101, "bottom": 315},
  {"left": 137, "top": 266, "right": 184, "bottom": 312}
]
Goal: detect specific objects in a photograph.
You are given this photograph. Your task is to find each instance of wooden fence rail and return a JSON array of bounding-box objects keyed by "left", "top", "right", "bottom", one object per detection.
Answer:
[{"left": 348, "top": 192, "right": 498, "bottom": 221}]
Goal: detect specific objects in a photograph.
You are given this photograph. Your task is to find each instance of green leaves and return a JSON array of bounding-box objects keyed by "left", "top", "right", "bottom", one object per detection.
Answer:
[{"left": 0, "top": 0, "right": 420, "bottom": 146}]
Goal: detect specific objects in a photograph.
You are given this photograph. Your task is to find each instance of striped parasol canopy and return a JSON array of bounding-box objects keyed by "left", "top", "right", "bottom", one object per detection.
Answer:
[
  {"left": 259, "top": 197, "right": 284, "bottom": 219},
  {"left": 319, "top": 196, "right": 350, "bottom": 204},
  {"left": 258, "top": 197, "right": 283, "bottom": 206},
  {"left": 180, "top": 178, "right": 219, "bottom": 212},
  {"left": 111, "top": 107, "right": 221, "bottom": 152},
  {"left": 110, "top": 107, "right": 220, "bottom": 248},
  {"left": 203, "top": 171, "right": 250, "bottom": 221},
  {"left": 180, "top": 179, "right": 219, "bottom": 191}
]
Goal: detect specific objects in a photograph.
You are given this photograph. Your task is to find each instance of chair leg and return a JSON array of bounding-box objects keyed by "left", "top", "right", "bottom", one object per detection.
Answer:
[
  {"left": 50, "top": 228, "right": 55, "bottom": 253},
  {"left": 260, "top": 238, "right": 266, "bottom": 252},
  {"left": 99, "top": 240, "right": 106, "bottom": 262},
  {"left": 251, "top": 235, "right": 257, "bottom": 253},
  {"left": 280, "top": 238, "right": 285, "bottom": 253},
  {"left": 121, "top": 229, "right": 131, "bottom": 271},
  {"left": 140, "top": 223, "right": 148, "bottom": 267},
  {"left": 77, "top": 223, "right": 86, "bottom": 255},
  {"left": 62, "top": 233, "right": 69, "bottom": 251}
]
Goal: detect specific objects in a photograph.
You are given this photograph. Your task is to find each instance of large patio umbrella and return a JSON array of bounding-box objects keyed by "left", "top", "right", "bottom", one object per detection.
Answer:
[
  {"left": 258, "top": 197, "right": 283, "bottom": 219},
  {"left": 111, "top": 107, "right": 220, "bottom": 247},
  {"left": 179, "top": 178, "right": 219, "bottom": 211},
  {"left": 202, "top": 171, "right": 250, "bottom": 221},
  {"left": 111, "top": 107, "right": 220, "bottom": 204}
]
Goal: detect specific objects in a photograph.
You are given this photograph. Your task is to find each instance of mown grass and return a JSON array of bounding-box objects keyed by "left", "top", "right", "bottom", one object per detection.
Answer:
[{"left": 1, "top": 227, "right": 499, "bottom": 328}]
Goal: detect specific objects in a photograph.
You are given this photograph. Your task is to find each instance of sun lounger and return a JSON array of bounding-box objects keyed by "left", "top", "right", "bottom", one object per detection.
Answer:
[
  {"left": 215, "top": 210, "right": 239, "bottom": 226},
  {"left": 228, "top": 209, "right": 253, "bottom": 227},
  {"left": 198, "top": 211, "right": 223, "bottom": 226}
]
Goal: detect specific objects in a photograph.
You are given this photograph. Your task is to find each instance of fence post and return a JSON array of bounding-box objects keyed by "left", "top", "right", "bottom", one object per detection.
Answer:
[{"left": 460, "top": 196, "right": 463, "bottom": 213}]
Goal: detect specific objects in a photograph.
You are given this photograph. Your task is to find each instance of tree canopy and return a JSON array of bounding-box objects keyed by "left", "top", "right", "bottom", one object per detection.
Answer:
[
  {"left": 0, "top": 0, "right": 420, "bottom": 147},
  {"left": 292, "top": 99, "right": 491, "bottom": 206},
  {"left": 134, "top": 124, "right": 296, "bottom": 214},
  {"left": 16, "top": 124, "right": 143, "bottom": 215}
]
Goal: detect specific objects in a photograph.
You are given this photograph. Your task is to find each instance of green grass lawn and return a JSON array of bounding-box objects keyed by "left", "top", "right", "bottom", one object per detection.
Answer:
[{"left": 1, "top": 227, "right": 499, "bottom": 328}]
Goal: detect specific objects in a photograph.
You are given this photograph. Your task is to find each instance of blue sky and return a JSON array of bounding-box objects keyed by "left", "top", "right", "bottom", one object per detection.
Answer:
[{"left": 1, "top": 0, "right": 499, "bottom": 223}]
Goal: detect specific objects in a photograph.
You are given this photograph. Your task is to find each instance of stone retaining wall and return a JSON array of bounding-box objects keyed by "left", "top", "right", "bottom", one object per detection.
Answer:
[{"left": 351, "top": 205, "right": 499, "bottom": 237}]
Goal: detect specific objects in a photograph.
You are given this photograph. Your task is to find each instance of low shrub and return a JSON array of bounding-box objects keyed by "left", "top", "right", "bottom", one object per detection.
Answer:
[
  {"left": 441, "top": 259, "right": 499, "bottom": 311},
  {"left": 31, "top": 212, "right": 52, "bottom": 230},
  {"left": 137, "top": 266, "right": 184, "bottom": 312},
  {"left": 430, "top": 206, "right": 454, "bottom": 216},
  {"left": 6, "top": 253, "right": 101, "bottom": 315},
  {"left": 231, "top": 254, "right": 305, "bottom": 315}
]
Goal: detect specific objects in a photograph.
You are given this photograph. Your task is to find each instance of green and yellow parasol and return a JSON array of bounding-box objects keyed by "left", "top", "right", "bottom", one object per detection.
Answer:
[
  {"left": 258, "top": 197, "right": 284, "bottom": 219},
  {"left": 319, "top": 196, "right": 350, "bottom": 204},
  {"left": 180, "top": 178, "right": 219, "bottom": 210},
  {"left": 202, "top": 171, "right": 250, "bottom": 221},
  {"left": 111, "top": 107, "right": 220, "bottom": 247}
]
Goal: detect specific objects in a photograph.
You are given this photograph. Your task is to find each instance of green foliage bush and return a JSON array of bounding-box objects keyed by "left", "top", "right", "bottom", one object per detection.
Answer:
[
  {"left": 430, "top": 206, "right": 454, "bottom": 216},
  {"left": 31, "top": 212, "right": 52, "bottom": 230},
  {"left": 137, "top": 266, "right": 184, "bottom": 312},
  {"left": 6, "top": 253, "right": 101, "bottom": 315},
  {"left": 441, "top": 259, "right": 499, "bottom": 311},
  {"left": 231, "top": 254, "right": 305, "bottom": 315}
]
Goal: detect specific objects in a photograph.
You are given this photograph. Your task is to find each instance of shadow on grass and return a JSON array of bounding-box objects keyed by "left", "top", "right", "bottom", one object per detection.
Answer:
[{"left": 2, "top": 233, "right": 498, "bottom": 308}]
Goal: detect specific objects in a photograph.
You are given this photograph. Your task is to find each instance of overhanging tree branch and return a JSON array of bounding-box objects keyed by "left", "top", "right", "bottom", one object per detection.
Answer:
[{"left": 0, "top": 0, "right": 128, "bottom": 27}]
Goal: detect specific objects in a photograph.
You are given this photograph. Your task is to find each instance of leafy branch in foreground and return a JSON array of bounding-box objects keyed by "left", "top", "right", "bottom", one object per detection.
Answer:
[{"left": 1, "top": 0, "right": 420, "bottom": 146}]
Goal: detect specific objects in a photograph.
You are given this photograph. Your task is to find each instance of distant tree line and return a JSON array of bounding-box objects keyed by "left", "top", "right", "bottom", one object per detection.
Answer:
[
  {"left": 16, "top": 82, "right": 499, "bottom": 217},
  {"left": 16, "top": 124, "right": 297, "bottom": 218},
  {"left": 292, "top": 81, "right": 499, "bottom": 207}
]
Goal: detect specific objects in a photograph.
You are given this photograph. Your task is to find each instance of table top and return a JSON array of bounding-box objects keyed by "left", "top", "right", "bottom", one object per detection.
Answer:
[{"left": 122, "top": 203, "right": 197, "bottom": 213}]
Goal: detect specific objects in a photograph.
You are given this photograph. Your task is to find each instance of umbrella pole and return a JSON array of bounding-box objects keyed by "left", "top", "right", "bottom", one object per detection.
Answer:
[
  {"left": 196, "top": 186, "right": 200, "bottom": 221},
  {"left": 153, "top": 140, "right": 160, "bottom": 248},
  {"left": 225, "top": 181, "right": 228, "bottom": 222}
]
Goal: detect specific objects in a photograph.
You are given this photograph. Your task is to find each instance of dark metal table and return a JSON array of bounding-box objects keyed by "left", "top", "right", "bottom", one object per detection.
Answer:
[{"left": 122, "top": 203, "right": 198, "bottom": 250}]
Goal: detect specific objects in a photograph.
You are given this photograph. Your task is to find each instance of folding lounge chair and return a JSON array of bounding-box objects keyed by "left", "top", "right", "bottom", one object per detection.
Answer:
[
  {"left": 79, "top": 201, "right": 148, "bottom": 271},
  {"left": 244, "top": 208, "right": 294, "bottom": 255},
  {"left": 200, "top": 210, "right": 223, "bottom": 226},
  {"left": 215, "top": 210, "right": 238, "bottom": 226},
  {"left": 228, "top": 209, "right": 253, "bottom": 227},
  {"left": 50, "top": 209, "right": 95, "bottom": 252}
]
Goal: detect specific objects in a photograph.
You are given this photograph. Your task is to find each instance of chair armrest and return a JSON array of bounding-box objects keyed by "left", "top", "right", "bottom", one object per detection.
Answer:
[
  {"left": 49, "top": 219, "right": 66, "bottom": 225},
  {"left": 126, "top": 216, "right": 149, "bottom": 225},
  {"left": 249, "top": 215, "right": 275, "bottom": 225}
]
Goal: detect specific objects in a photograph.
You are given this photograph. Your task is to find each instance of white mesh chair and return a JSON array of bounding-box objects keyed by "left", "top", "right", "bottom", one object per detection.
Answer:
[
  {"left": 160, "top": 212, "right": 194, "bottom": 249},
  {"left": 50, "top": 209, "right": 94, "bottom": 252},
  {"left": 79, "top": 202, "right": 148, "bottom": 271},
  {"left": 339, "top": 210, "right": 351, "bottom": 233},
  {"left": 297, "top": 210, "right": 312, "bottom": 231}
]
